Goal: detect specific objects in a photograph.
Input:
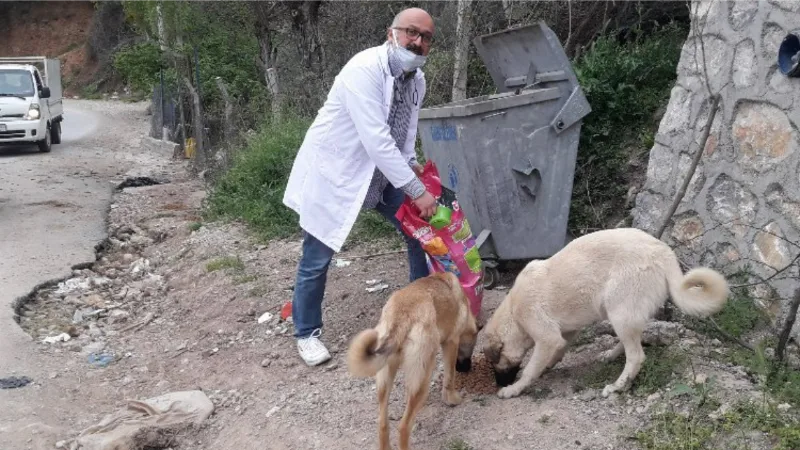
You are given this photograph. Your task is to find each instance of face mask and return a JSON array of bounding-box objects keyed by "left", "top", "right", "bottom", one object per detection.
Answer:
[{"left": 391, "top": 29, "right": 427, "bottom": 72}]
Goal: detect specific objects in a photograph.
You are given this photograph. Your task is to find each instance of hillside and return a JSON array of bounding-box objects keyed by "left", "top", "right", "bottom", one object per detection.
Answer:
[{"left": 0, "top": 1, "right": 130, "bottom": 97}]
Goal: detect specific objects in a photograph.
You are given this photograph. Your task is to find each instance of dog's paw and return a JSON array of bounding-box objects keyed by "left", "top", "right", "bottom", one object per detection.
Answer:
[
  {"left": 443, "top": 390, "right": 463, "bottom": 406},
  {"left": 497, "top": 385, "right": 523, "bottom": 399},
  {"left": 601, "top": 384, "right": 617, "bottom": 398}
]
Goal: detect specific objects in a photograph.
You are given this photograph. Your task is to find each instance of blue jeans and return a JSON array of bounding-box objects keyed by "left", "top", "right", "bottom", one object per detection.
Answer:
[{"left": 291, "top": 183, "right": 430, "bottom": 338}]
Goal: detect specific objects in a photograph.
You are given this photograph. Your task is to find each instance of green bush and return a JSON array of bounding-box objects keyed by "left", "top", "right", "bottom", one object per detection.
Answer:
[
  {"left": 204, "top": 116, "right": 310, "bottom": 241},
  {"left": 112, "top": 41, "right": 163, "bottom": 94},
  {"left": 570, "top": 22, "right": 688, "bottom": 231}
]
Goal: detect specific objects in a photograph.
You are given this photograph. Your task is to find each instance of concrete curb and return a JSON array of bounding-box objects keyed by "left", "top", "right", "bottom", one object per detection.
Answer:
[{"left": 140, "top": 136, "right": 179, "bottom": 158}]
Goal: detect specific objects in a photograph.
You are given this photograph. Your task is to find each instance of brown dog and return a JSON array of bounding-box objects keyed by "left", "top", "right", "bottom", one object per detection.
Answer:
[{"left": 346, "top": 272, "right": 478, "bottom": 450}]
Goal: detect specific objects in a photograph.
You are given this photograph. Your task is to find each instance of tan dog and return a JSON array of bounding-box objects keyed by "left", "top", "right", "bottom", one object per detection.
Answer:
[
  {"left": 347, "top": 271, "right": 478, "bottom": 450},
  {"left": 482, "top": 227, "right": 729, "bottom": 399}
]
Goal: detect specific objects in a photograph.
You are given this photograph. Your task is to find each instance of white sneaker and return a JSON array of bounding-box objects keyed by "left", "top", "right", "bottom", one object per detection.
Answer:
[{"left": 297, "top": 328, "right": 331, "bottom": 366}]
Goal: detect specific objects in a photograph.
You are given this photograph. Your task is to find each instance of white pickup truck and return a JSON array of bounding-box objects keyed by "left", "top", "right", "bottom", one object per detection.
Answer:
[{"left": 0, "top": 57, "right": 64, "bottom": 153}]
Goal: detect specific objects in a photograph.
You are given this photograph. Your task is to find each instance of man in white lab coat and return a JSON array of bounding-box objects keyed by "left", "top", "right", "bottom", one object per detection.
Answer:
[{"left": 282, "top": 8, "right": 439, "bottom": 366}]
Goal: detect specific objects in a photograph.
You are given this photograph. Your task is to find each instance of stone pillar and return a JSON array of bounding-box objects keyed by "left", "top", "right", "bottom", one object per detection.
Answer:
[{"left": 632, "top": 0, "right": 800, "bottom": 332}]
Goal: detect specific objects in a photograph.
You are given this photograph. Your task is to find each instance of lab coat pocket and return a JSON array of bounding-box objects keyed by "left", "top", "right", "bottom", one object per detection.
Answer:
[{"left": 317, "top": 145, "right": 359, "bottom": 188}]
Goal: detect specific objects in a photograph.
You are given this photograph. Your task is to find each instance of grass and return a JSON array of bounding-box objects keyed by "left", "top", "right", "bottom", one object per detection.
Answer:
[
  {"left": 577, "top": 345, "right": 688, "bottom": 396},
  {"left": 233, "top": 274, "right": 258, "bottom": 285},
  {"left": 204, "top": 116, "right": 404, "bottom": 245},
  {"left": 204, "top": 116, "right": 311, "bottom": 242},
  {"left": 635, "top": 396, "right": 800, "bottom": 450},
  {"left": 205, "top": 255, "right": 244, "bottom": 273},
  {"left": 440, "top": 438, "right": 472, "bottom": 450},
  {"left": 569, "top": 21, "right": 688, "bottom": 231},
  {"left": 682, "top": 271, "right": 771, "bottom": 340}
]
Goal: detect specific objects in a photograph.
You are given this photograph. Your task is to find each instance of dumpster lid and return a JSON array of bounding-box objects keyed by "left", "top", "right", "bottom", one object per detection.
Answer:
[{"left": 473, "top": 21, "right": 578, "bottom": 93}]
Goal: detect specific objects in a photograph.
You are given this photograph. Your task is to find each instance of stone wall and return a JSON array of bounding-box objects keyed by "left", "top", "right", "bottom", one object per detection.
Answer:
[{"left": 632, "top": 0, "right": 800, "bottom": 329}]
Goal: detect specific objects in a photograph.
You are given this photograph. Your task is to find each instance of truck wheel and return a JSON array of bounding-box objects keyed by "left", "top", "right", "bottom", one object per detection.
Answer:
[
  {"left": 38, "top": 127, "right": 52, "bottom": 153},
  {"left": 51, "top": 121, "right": 61, "bottom": 145}
]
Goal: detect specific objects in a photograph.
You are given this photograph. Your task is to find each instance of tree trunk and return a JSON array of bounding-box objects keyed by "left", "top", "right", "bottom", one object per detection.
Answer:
[
  {"left": 452, "top": 0, "right": 473, "bottom": 102},
  {"left": 215, "top": 77, "right": 234, "bottom": 145},
  {"left": 501, "top": 0, "right": 514, "bottom": 25},
  {"left": 266, "top": 68, "right": 281, "bottom": 122},
  {"left": 156, "top": 2, "right": 167, "bottom": 51},
  {"left": 257, "top": 26, "right": 281, "bottom": 122},
  {"left": 183, "top": 77, "right": 204, "bottom": 173}
]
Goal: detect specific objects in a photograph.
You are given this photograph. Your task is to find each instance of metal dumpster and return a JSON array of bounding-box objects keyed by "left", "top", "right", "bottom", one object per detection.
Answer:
[{"left": 417, "top": 21, "right": 591, "bottom": 288}]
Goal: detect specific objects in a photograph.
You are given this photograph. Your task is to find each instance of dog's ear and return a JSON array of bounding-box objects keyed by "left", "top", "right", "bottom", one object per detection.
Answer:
[{"left": 483, "top": 339, "right": 503, "bottom": 365}]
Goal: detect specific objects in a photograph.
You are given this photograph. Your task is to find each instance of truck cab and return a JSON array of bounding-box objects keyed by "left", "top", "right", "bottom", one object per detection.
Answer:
[{"left": 0, "top": 57, "right": 64, "bottom": 153}]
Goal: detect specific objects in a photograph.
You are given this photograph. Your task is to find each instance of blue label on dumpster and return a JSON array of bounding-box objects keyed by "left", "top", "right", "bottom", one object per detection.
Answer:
[
  {"left": 431, "top": 125, "right": 458, "bottom": 141},
  {"left": 448, "top": 164, "right": 459, "bottom": 190}
]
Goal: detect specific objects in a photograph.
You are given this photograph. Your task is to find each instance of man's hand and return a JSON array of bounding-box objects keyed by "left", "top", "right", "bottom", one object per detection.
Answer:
[
  {"left": 411, "top": 163, "right": 424, "bottom": 177},
  {"left": 413, "top": 191, "right": 437, "bottom": 218}
]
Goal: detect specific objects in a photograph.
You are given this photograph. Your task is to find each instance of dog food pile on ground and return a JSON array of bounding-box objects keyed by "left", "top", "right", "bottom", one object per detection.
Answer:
[{"left": 455, "top": 354, "right": 497, "bottom": 395}]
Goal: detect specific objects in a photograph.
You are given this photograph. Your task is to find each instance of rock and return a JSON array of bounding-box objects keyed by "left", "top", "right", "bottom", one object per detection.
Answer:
[
  {"left": 82, "top": 341, "right": 106, "bottom": 355},
  {"left": 670, "top": 213, "right": 705, "bottom": 251},
  {"left": 64, "top": 295, "right": 82, "bottom": 305},
  {"left": 709, "top": 403, "right": 732, "bottom": 421},
  {"left": 778, "top": 403, "right": 791, "bottom": 412},
  {"left": 752, "top": 222, "right": 791, "bottom": 274},
  {"left": 88, "top": 324, "right": 104, "bottom": 338},
  {"left": 647, "top": 393, "right": 662, "bottom": 403},
  {"left": 83, "top": 294, "right": 105, "bottom": 308},
  {"left": 580, "top": 390, "right": 598, "bottom": 402},
  {"left": 42, "top": 333, "right": 71, "bottom": 344},
  {"left": 707, "top": 174, "right": 758, "bottom": 238},
  {"left": 694, "top": 373, "right": 708, "bottom": 385},
  {"left": 266, "top": 406, "right": 281, "bottom": 418},
  {"left": 261, "top": 359, "right": 272, "bottom": 368}
]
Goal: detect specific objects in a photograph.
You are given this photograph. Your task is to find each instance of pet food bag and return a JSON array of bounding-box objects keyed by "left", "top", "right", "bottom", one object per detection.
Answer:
[{"left": 395, "top": 160, "right": 484, "bottom": 317}]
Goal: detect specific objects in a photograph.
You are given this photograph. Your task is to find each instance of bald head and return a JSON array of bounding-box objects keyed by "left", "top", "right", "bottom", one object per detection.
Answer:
[
  {"left": 387, "top": 7, "right": 435, "bottom": 56},
  {"left": 391, "top": 7, "right": 434, "bottom": 29}
]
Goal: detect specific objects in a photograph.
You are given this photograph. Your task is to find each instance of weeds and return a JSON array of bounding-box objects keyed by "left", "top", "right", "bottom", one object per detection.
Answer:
[
  {"left": 205, "top": 256, "right": 244, "bottom": 273},
  {"left": 204, "top": 116, "right": 310, "bottom": 241},
  {"left": 577, "top": 345, "right": 687, "bottom": 396},
  {"left": 570, "top": 21, "right": 688, "bottom": 232},
  {"left": 636, "top": 397, "right": 800, "bottom": 450},
  {"left": 440, "top": 438, "right": 472, "bottom": 450},
  {"left": 204, "top": 116, "right": 405, "bottom": 243},
  {"left": 682, "top": 271, "right": 771, "bottom": 340}
]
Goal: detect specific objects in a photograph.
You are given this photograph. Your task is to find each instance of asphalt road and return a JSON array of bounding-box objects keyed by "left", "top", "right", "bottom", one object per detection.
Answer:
[{"left": 0, "top": 99, "right": 149, "bottom": 448}]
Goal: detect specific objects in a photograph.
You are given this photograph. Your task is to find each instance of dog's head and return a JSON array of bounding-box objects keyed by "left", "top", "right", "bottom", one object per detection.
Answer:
[
  {"left": 481, "top": 293, "right": 533, "bottom": 387},
  {"left": 456, "top": 311, "right": 478, "bottom": 373}
]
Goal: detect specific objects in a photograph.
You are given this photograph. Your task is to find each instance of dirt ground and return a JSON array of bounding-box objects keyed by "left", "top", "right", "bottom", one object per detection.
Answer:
[{"left": 11, "top": 99, "right": 797, "bottom": 450}]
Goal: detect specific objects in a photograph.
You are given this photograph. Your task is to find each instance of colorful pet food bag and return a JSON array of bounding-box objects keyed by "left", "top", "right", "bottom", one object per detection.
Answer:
[{"left": 396, "top": 160, "right": 484, "bottom": 317}]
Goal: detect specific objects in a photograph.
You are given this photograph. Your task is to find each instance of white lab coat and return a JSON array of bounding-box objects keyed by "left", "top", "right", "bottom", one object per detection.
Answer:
[{"left": 282, "top": 42, "right": 426, "bottom": 252}]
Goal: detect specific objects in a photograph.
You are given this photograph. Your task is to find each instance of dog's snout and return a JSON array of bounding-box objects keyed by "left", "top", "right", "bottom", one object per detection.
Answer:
[
  {"left": 493, "top": 367, "right": 519, "bottom": 387},
  {"left": 455, "top": 357, "right": 472, "bottom": 373}
]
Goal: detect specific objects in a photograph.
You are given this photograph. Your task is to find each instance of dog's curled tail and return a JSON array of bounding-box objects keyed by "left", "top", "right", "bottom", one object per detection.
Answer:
[
  {"left": 346, "top": 329, "right": 392, "bottom": 378},
  {"left": 666, "top": 257, "right": 729, "bottom": 318}
]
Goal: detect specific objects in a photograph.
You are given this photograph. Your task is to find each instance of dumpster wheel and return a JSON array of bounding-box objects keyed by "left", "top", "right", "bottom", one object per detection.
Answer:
[{"left": 483, "top": 266, "right": 500, "bottom": 290}]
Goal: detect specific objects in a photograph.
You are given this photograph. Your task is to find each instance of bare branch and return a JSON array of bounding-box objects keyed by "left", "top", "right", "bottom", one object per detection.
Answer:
[
  {"left": 655, "top": 94, "right": 721, "bottom": 239},
  {"left": 777, "top": 289, "right": 800, "bottom": 363},
  {"left": 731, "top": 252, "right": 800, "bottom": 289}
]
